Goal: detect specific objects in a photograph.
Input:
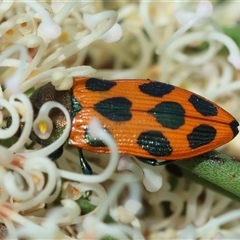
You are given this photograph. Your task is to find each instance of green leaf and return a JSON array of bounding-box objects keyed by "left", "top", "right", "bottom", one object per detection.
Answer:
[
  {"left": 0, "top": 137, "right": 18, "bottom": 148},
  {"left": 76, "top": 197, "right": 96, "bottom": 215},
  {"left": 76, "top": 197, "right": 116, "bottom": 223},
  {"left": 172, "top": 150, "right": 240, "bottom": 201},
  {"left": 223, "top": 27, "right": 240, "bottom": 48},
  {"left": 101, "top": 236, "right": 118, "bottom": 240}
]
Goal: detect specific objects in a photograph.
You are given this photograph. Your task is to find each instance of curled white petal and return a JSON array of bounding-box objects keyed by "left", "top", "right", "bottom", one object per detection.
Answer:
[
  {"left": 39, "top": 10, "right": 117, "bottom": 70},
  {"left": 0, "top": 146, "right": 13, "bottom": 165},
  {"left": 69, "top": 183, "right": 107, "bottom": 224},
  {"left": 53, "top": 1, "right": 78, "bottom": 24},
  {"left": 156, "top": 1, "right": 213, "bottom": 55},
  {"left": 100, "top": 23, "right": 122, "bottom": 43},
  {"left": 14, "top": 156, "right": 58, "bottom": 212},
  {"left": 22, "top": 101, "right": 71, "bottom": 158},
  {"left": 0, "top": 97, "right": 20, "bottom": 139},
  {"left": 9, "top": 94, "right": 33, "bottom": 153},
  {"left": 136, "top": 160, "right": 163, "bottom": 192},
  {"left": 37, "top": 20, "right": 62, "bottom": 40},
  {"left": 3, "top": 168, "right": 35, "bottom": 201},
  {"left": 0, "top": 45, "right": 27, "bottom": 94},
  {"left": 45, "top": 177, "right": 62, "bottom": 204},
  {"left": 58, "top": 199, "right": 81, "bottom": 224},
  {"left": 196, "top": 0, "right": 213, "bottom": 18},
  {"left": 25, "top": 1, "right": 62, "bottom": 40},
  {"left": 124, "top": 182, "right": 142, "bottom": 215},
  {"left": 33, "top": 116, "right": 53, "bottom": 140},
  {"left": 0, "top": 166, "right": 9, "bottom": 203}
]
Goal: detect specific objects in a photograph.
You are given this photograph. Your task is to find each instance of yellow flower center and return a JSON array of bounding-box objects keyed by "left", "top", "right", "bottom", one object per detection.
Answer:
[{"left": 39, "top": 121, "right": 48, "bottom": 134}]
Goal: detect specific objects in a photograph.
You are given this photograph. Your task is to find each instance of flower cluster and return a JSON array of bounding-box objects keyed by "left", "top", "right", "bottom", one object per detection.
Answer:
[{"left": 0, "top": 1, "right": 239, "bottom": 239}]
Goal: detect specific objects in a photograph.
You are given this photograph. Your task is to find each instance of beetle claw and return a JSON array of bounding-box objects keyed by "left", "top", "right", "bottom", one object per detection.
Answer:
[{"left": 78, "top": 148, "right": 92, "bottom": 175}]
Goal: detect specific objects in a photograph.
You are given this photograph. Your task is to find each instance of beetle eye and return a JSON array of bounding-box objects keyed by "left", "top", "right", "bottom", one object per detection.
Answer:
[{"left": 33, "top": 116, "right": 53, "bottom": 140}]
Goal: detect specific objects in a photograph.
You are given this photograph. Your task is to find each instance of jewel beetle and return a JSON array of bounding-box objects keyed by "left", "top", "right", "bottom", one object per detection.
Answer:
[{"left": 29, "top": 77, "right": 239, "bottom": 173}]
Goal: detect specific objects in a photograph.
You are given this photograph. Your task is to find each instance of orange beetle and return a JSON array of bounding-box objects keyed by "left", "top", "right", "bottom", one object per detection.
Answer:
[{"left": 29, "top": 77, "right": 239, "bottom": 172}]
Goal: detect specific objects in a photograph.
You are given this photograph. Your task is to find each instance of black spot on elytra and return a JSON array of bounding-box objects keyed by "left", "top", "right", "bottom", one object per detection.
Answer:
[
  {"left": 86, "top": 78, "right": 116, "bottom": 91},
  {"left": 148, "top": 101, "right": 185, "bottom": 129},
  {"left": 94, "top": 97, "right": 132, "bottom": 121},
  {"left": 139, "top": 81, "right": 175, "bottom": 97},
  {"left": 230, "top": 119, "right": 239, "bottom": 137},
  {"left": 84, "top": 128, "right": 107, "bottom": 147},
  {"left": 137, "top": 130, "right": 172, "bottom": 156},
  {"left": 187, "top": 124, "right": 216, "bottom": 149},
  {"left": 188, "top": 94, "right": 218, "bottom": 117}
]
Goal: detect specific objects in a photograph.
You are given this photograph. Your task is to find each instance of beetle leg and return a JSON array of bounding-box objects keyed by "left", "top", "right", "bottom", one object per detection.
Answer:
[
  {"left": 25, "top": 141, "right": 36, "bottom": 150},
  {"left": 48, "top": 147, "right": 93, "bottom": 174},
  {"left": 136, "top": 157, "right": 175, "bottom": 166},
  {"left": 78, "top": 149, "right": 93, "bottom": 175},
  {"left": 48, "top": 146, "right": 64, "bottom": 160}
]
